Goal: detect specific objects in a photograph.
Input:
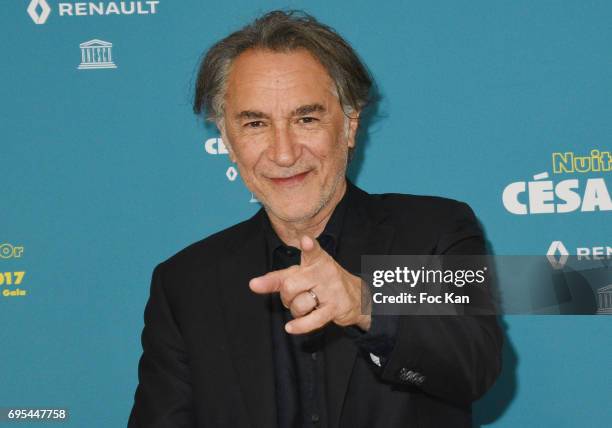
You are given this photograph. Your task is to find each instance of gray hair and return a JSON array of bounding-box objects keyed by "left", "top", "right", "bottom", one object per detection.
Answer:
[{"left": 193, "top": 10, "right": 373, "bottom": 127}]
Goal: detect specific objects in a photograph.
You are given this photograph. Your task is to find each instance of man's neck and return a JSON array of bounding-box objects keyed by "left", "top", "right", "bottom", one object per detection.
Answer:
[{"left": 267, "top": 179, "right": 347, "bottom": 248}]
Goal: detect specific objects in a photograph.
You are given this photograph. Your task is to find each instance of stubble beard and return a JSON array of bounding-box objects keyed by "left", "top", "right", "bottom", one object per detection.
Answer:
[{"left": 258, "top": 154, "right": 348, "bottom": 225}]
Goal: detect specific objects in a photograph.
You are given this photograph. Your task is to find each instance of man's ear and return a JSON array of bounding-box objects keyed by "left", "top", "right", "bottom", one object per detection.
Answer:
[
  {"left": 217, "top": 120, "right": 237, "bottom": 163},
  {"left": 346, "top": 111, "right": 361, "bottom": 149}
]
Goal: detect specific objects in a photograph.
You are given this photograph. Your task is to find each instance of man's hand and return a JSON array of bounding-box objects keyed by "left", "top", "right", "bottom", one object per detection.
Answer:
[{"left": 249, "top": 235, "right": 371, "bottom": 334}]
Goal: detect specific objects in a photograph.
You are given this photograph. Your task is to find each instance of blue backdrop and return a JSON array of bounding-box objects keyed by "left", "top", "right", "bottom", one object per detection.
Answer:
[{"left": 1, "top": 1, "right": 610, "bottom": 426}]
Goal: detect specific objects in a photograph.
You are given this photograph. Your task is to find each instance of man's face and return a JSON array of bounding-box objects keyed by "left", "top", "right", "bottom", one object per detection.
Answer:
[{"left": 220, "top": 48, "right": 358, "bottom": 223}]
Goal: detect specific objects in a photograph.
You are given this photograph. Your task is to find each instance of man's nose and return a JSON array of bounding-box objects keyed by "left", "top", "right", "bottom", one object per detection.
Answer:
[{"left": 268, "top": 124, "right": 299, "bottom": 167}]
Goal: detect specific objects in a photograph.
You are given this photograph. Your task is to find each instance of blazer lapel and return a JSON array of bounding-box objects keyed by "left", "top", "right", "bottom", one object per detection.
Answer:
[
  {"left": 325, "top": 182, "right": 396, "bottom": 428},
  {"left": 219, "top": 210, "right": 277, "bottom": 428}
]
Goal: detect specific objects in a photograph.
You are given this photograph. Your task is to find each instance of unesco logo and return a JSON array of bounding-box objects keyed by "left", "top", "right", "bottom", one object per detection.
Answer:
[
  {"left": 27, "top": 0, "right": 51, "bottom": 24},
  {"left": 78, "top": 39, "right": 117, "bottom": 70}
]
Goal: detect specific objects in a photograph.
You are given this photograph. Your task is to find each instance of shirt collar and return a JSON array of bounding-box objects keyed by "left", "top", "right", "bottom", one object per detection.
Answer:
[{"left": 261, "top": 179, "right": 353, "bottom": 263}]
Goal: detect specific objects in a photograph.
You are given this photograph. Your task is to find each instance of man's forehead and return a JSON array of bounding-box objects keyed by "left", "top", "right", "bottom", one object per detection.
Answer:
[
  {"left": 230, "top": 48, "right": 329, "bottom": 78},
  {"left": 223, "top": 49, "right": 344, "bottom": 119},
  {"left": 226, "top": 49, "right": 337, "bottom": 96}
]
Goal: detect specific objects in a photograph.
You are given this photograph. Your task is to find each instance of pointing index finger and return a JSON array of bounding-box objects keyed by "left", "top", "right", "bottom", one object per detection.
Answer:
[{"left": 299, "top": 235, "right": 325, "bottom": 267}]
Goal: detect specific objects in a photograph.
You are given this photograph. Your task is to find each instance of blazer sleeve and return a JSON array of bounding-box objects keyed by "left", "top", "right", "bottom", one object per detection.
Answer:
[
  {"left": 128, "top": 262, "right": 195, "bottom": 427},
  {"left": 377, "top": 202, "right": 503, "bottom": 405}
]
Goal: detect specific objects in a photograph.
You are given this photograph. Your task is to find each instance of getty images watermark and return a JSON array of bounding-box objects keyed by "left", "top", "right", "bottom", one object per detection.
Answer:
[{"left": 360, "top": 255, "right": 611, "bottom": 316}]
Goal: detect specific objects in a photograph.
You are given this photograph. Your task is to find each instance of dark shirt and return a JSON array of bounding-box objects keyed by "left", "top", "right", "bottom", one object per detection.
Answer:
[{"left": 262, "top": 180, "right": 398, "bottom": 428}]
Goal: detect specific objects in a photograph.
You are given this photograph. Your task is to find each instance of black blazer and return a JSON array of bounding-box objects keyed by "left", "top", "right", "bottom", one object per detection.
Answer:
[{"left": 129, "top": 180, "right": 503, "bottom": 428}]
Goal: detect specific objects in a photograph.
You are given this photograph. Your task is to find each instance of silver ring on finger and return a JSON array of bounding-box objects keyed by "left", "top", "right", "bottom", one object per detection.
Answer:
[{"left": 307, "top": 289, "right": 320, "bottom": 310}]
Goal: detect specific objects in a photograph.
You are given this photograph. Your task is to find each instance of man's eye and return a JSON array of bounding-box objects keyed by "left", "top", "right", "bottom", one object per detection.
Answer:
[
  {"left": 298, "top": 117, "right": 318, "bottom": 124},
  {"left": 245, "top": 121, "right": 265, "bottom": 128}
]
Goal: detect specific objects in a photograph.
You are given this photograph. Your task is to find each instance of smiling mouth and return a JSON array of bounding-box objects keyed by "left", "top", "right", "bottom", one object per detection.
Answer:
[{"left": 268, "top": 170, "right": 311, "bottom": 186}]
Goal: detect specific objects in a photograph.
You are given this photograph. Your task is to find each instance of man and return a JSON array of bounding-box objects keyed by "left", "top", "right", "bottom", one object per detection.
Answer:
[{"left": 129, "top": 10, "right": 502, "bottom": 428}]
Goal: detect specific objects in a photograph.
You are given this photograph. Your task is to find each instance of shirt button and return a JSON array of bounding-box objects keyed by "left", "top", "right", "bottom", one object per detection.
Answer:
[{"left": 311, "top": 414, "right": 320, "bottom": 423}]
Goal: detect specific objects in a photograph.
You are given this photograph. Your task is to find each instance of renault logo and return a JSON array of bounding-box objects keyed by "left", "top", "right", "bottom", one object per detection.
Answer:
[
  {"left": 27, "top": 0, "right": 51, "bottom": 25},
  {"left": 547, "top": 241, "right": 569, "bottom": 269}
]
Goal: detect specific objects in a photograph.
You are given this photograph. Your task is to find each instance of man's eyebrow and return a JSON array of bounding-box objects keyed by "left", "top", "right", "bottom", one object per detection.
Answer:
[
  {"left": 235, "top": 110, "right": 270, "bottom": 120},
  {"left": 234, "top": 104, "right": 326, "bottom": 120},
  {"left": 292, "top": 103, "right": 326, "bottom": 116}
]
